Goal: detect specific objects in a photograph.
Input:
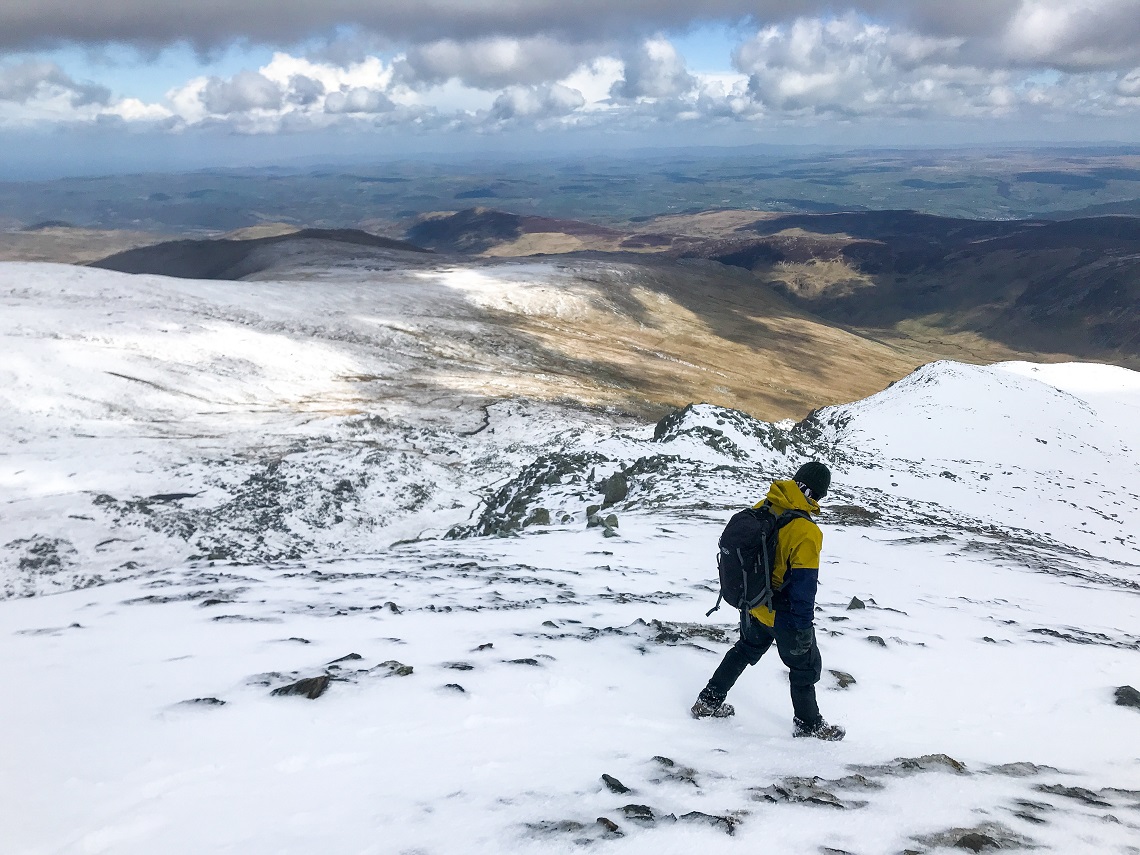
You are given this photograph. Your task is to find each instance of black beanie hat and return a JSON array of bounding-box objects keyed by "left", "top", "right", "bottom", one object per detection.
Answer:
[{"left": 793, "top": 461, "right": 831, "bottom": 499}]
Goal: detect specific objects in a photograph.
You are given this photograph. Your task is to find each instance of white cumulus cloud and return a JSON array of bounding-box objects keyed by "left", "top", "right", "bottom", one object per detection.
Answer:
[
  {"left": 735, "top": 17, "right": 1016, "bottom": 119},
  {"left": 400, "top": 36, "right": 602, "bottom": 89},
  {"left": 612, "top": 37, "right": 696, "bottom": 101},
  {"left": 0, "top": 59, "right": 110, "bottom": 107},
  {"left": 324, "top": 86, "right": 393, "bottom": 114},
  {"left": 200, "top": 70, "right": 282, "bottom": 114},
  {"left": 490, "top": 82, "right": 586, "bottom": 121}
]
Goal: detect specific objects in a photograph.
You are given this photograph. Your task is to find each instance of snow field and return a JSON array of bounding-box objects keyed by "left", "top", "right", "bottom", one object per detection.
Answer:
[
  {"left": 3, "top": 261, "right": 1140, "bottom": 853},
  {"left": 2, "top": 515, "right": 1138, "bottom": 854}
]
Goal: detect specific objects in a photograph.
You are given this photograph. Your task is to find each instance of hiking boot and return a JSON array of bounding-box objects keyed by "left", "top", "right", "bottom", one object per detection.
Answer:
[
  {"left": 793, "top": 717, "right": 846, "bottom": 741},
  {"left": 691, "top": 688, "right": 735, "bottom": 719}
]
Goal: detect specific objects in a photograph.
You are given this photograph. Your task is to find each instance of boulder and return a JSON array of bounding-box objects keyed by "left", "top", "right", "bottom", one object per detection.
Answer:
[
  {"left": 525, "top": 508, "right": 551, "bottom": 526},
  {"left": 270, "top": 675, "right": 330, "bottom": 699},
  {"left": 602, "top": 773, "right": 630, "bottom": 794},
  {"left": 378, "top": 660, "right": 413, "bottom": 676},
  {"left": 829, "top": 670, "right": 857, "bottom": 689},
  {"left": 1114, "top": 685, "right": 1140, "bottom": 710},
  {"left": 601, "top": 472, "right": 629, "bottom": 507}
]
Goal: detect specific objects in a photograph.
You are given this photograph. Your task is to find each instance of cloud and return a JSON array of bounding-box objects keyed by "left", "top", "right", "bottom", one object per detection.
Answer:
[
  {"left": 0, "top": 59, "right": 111, "bottom": 107},
  {"left": 324, "top": 86, "right": 393, "bottom": 114},
  {"left": 490, "top": 83, "right": 585, "bottom": 121},
  {"left": 734, "top": 17, "right": 1015, "bottom": 120},
  {"left": 4, "top": 7, "right": 1140, "bottom": 139},
  {"left": 400, "top": 36, "right": 600, "bottom": 89},
  {"left": 1002, "top": 0, "right": 1140, "bottom": 71},
  {"left": 200, "top": 70, "right": 282, "bottom": 114},
  {"left": 0, "top": 2, "right": 1047, "bottom": 51},
  {"left": 0, "top": 1, "right": 752, "bottom": 50},
  {"left": 1119, "top": 68, "right": 1140, "bottom": 98},
  {"left": 286, "top": 74, "right": 325, "bottom": 106},
  {"left": 0, "top": 1, "right": 1125, "bottom": 72},
  {"left": 611, "top": 37, "right": 696, "bottom": 100}
]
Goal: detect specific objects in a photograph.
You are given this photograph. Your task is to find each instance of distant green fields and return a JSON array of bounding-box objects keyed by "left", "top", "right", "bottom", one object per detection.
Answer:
[{"left": 2, "top": 146, "right": 1139, "bottom": 235}]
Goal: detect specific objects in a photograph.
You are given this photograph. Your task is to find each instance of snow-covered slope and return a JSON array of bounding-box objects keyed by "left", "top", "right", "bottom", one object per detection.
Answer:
[{"left": 2, "top": 262, "right": 1139, "bottom": 854}]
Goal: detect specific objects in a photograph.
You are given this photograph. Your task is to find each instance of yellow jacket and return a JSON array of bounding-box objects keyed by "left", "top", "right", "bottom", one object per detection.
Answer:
[{"left": 748, "top": 480, "right": 823, "bottom": 629}]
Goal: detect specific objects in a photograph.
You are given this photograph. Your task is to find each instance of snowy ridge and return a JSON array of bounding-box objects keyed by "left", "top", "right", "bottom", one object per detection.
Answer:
[{"left": 2, "top": 263, "right": 1140, "bottom": 854}]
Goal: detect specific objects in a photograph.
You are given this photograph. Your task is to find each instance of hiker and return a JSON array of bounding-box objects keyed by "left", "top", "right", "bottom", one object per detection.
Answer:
[{"left": 691, "top": 461, "right": 845, "bottom": 741}]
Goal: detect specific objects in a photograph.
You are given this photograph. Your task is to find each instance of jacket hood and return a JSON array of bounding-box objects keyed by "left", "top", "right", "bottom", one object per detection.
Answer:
[{"left": 765, "top": 479, "right": 820, "bottom": 515}]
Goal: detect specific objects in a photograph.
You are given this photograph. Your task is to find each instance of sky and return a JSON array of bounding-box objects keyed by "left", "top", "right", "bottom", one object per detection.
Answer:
[{"left": 2, "top": 1, "right": 1140, "bottom": 176}]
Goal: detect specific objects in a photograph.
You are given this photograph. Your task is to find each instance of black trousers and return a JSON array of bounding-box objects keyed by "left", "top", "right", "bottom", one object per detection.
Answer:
[{"left": 706, "top": 610, "right": 823, "bottom": 725}]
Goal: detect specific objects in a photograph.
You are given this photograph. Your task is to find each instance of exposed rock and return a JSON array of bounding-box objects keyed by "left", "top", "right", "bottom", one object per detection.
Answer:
[
  {"left": 524, "top": 508, "right": 551, "bottom": 527},
  {"left": 867, "top": 635, "right": 887, "bottom": 647},
  {"left": 602, "top": 773, "right": 631, "bottom": 794},
  {"left": 443, "top": 683, "right": 465, "bottom": 693},
  {"left": 270, "top": 675, "right": 331, "bottom": 699},
  {"left": 3, "top": 535, "right": 80, "bottom": 598},
  {"left": 587, "top": 513, "right": 604, "bottom": 529},
  {"left": 474, "top": 642, "right": 494, "bottom": 651},
  {"left": 829, "top": 670, "right": 857, "bottom": 689},
  {"left": 751, "top": 776, "right": 866, "bottom": 810},
  {"left": 595, "top": 817, "right": 623, "bottom": 837},
  {"left": 847, "top": 596, "right": 866, "bottom": 610},
  {"left": 601, "top": 472, "right": 629, "bottom": 507},
  {"left": 850, "top": 754, "right": 968, "bottom": 777},
  {"left": 648, "top": 619, "right": 731, "bottom": 646},
  {"left": 826, "top": 505, "right": 881, "bottom": 525},
  {"left": 955, "top": 832, "right": 999, "bottom": 852},
  {"left": 1008, "top": 797, "right": 1053, "bottom": 825},
  {"left": 450, "top": 451, "right": 609, "bottom": 538},
  {"left": 913, "top": 822, "right": 1032, "bottom": 852},
  {"left": 506, "top": 658, "right": 541, "bottom": 666},
  {"left": 1115, "top": 685, "right": 1140, "bottom": 710},
  {"left": 620, "top": 804, "right": 675, "bottom": 825},
  {"left": 987, "top": 762, "right": 1059, "bottom": 777},
  {"left": 1035, "top": 784, "right": 1112, "bottom": 807},
  {"left": 650, "top": 755, "right": 698, "bottom": 786},
  {"left": 603, "top": 526, "right": 620, "bottom": 538},
  {"left": 653, "top": 406, "right": 690, "bottom": 441},
  {"left": 586, "top": 504, "right": 601, "bottom": 518},
  {"left": 14, "top": 622, "right": 83, "bottom": 636},
  {"left": 679, "top": 811, "right": 736, "bottom": 835},
  {"left": 526, "top": 819, "right": 587, "bottom": 835},
  {"left": 179, "top": 697, "right": 226, "bottom": 706},
  {"left": 603, "top": 513, "right": 619, "bottom": 529},
  {"left": 328, "top": 653, "right": 363, "bottom": 664},
  {"left": 378, "top": 660, "right": 413, "bottom": 677},
  {"left": 212, "top": 614, "right": 282, "bottom": 624},
  {"left": 444, "top": 661, "right": 474, "bottom": 671}
]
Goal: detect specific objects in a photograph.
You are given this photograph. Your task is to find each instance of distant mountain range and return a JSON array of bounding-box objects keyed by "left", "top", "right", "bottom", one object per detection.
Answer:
[{"left": 92, "top": 207, "right": 1138, "bottom": 370}]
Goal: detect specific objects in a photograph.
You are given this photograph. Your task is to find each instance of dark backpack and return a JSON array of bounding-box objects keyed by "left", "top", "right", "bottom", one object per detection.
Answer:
[{"left": 706, "top": 503, "right": 810, "bottom": 617}]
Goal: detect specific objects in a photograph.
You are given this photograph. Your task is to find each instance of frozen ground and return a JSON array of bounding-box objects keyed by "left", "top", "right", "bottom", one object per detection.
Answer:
[{"left": 1, "top": 262, "right": 1139, "bottom": 854}]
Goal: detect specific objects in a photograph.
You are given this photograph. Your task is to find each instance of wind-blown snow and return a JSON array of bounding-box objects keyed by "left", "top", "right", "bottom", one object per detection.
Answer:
[{"left": 1, "top": 262, "right": 1139, "bottom": 854}]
